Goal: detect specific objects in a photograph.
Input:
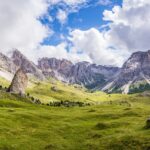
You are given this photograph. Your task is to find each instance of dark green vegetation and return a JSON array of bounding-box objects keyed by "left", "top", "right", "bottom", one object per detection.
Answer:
[
  {"left": 129, "top": 83, "right": 150, "bottom": 94},
  {"left": 0, "top": 77, "right": 150, "bottom": 149}
]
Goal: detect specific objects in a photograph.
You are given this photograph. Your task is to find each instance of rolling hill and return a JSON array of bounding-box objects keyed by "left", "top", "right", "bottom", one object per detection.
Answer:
[{"left": 0, "top": 87, "right": 150, "bottom": 149}]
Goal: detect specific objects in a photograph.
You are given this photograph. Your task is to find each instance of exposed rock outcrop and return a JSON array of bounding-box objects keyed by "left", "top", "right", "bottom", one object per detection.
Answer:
[{"left": 7, "top": 69, "right": 28, "bottom": 95}]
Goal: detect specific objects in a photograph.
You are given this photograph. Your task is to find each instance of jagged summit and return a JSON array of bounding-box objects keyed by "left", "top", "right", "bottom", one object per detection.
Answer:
[
  {"left": 11, "top": 49, "right": 45, "bottom": 80},
  {"left": 0, "top": 52, "right": 17, "bottom": 73}
]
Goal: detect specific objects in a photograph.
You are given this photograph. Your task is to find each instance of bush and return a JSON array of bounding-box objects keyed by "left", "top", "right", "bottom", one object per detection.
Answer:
[
  {"left": 95, "top": 122, "right": 110, "bottom": 130},
  {"left": 146, "top": 118, "right": 150, "bottom": 129},
  {"left": 48, "top": 101, "right": 91, "bottom": 107},
  {"left": 27, "top": 93, "right": 30, "bottom": 97}
]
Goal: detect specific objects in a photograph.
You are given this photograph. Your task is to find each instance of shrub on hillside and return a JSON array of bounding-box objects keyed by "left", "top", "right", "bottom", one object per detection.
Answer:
[{"left": 146, "top": 118, "right": 150, "bottom": 129}]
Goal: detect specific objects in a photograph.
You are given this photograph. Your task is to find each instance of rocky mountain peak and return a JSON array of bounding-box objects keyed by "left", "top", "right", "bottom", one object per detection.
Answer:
[
  {"left": 11, "top": 49, "right": 45, "bottom": 80},
  {"left": 0, "top": 52, "right": 17, "bottom": 73},
  {"left": 104, "top": 50, "right": 150, "bottom": 94},
  {"left": 123, "top": 51, "right": 150, "bottom": 70},
  {"left": 38, "top": 57, "right": 73, "bottom": 70},
  {"left": 38, "top": 57, "right": 73, "bottom": 81},
  {"left": 123, "top": 50, "right": 150, "bottom": 70},
  {"left": 11, "top": 49, "right": 24, "bottom": 66}
]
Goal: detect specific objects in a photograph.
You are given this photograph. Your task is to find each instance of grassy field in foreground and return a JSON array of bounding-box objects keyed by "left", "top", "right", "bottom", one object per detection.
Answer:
[
  {"left": 0, "top": 90, "right": 150, "bottom": 150},
  {"left": 0, "top": 77, "right": 150, "bottom": 149}
]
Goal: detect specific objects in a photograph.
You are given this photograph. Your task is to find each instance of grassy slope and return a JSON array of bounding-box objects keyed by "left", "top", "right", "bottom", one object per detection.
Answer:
[
  {"left": 0, "top": 91, "right": 150, "bottom": 150},
  {"left": 27, "top": 79, "right": 136, "bottom": 104},
  {"left": 0, "top": 77, "right": 150, "bottom": 149},
  {"left": 0, "top": 77, "right": 10, "bottom": 87},
  {"left": 0, "top": 76, "right": 138, "bottom": 104}
]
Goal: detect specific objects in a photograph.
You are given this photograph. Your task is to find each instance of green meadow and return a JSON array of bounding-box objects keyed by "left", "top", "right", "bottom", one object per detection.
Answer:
[{"left": 0, "top": 77, "right": 150, "bottom": 150}]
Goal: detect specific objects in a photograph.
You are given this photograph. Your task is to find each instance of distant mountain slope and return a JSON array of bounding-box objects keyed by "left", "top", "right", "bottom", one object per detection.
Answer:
[
  {"left": 38, "top": 57, "right": 73, "bottom": 81},
  {"left": 38, "top": 58, "right": 120, "bottom": 89},
  {"left": 0, "top": 49, "right": 150, "bottom": 93},
  {"left": 69, "top": 62, "right": 120, "bottom": 89},
  {"left": 104, "top": 50, "right": 150, "bottom": 93}
]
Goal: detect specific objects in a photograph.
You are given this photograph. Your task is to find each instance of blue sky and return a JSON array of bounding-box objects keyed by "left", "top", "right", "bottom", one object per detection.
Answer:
[
  {"left": 42, "top": 0, "right": 123, "bottom": 46},
  {"left": 1, "top": 0, "right": 150, "bottom": 67}
]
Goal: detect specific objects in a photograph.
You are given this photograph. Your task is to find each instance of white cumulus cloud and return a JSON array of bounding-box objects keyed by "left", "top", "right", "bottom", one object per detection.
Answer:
[
  {"left": 34, "top": 43, "right": 92, "bottom": 64},
  {"left": 0, "top": 0, "right": 52, "bottom": 54},
  {"left": 103, "top": 0, "right": 150, "bottom": 52},
  {"left": 69, "top": 28, "right": 124, "bottom": 66}
]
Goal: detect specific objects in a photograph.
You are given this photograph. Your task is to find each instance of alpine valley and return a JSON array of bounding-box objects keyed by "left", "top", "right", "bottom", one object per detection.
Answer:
[{"left": 0, "top": 49, "right": 150, "bottom": 150}]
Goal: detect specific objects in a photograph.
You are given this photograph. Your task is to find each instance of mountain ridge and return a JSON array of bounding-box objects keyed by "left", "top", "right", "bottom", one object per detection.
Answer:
[
  {"left": 0, "top": 49, "right": 150, "bottom": 94},
  {"left": 38, "top": 57, "right": 120, "bottom": 89}
]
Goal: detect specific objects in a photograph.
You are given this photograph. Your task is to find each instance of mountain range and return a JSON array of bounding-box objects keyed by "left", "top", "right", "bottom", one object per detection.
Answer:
[{"left": 0, "top": 49, "right": 150, "bottom": 94}]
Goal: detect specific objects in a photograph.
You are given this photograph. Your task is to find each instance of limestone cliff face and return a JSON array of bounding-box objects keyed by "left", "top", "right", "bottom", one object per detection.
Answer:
[
  {"left": 38, "top": 58, "right": 73, "bottom": 81},
  {"left": 8, "top": 69, "right": 28, "bottom": 95},
  {"left": 38, "top": 58, "right": 120, "bottom": 89}
]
